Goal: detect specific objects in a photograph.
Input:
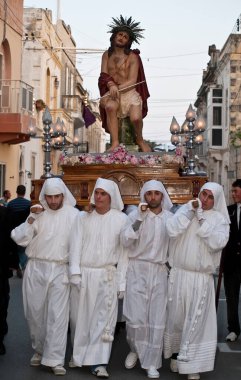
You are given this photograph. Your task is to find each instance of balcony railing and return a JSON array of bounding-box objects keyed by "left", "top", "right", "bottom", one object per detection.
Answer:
[
  {"left": 62, "top": 94, "right": 82, "bottom": 113},
  {"left": 0, "top": 79, "right": 34, "bottom": 114}
]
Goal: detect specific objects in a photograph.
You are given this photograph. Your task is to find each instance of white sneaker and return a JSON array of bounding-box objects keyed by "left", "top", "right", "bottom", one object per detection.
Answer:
[
  {"left": 146, "top": 366, "right": 160, "bottom": 378},
  {"left": 92, "top": 366, "right": 109, "bottom": 378},
  {"left": 69, "top": 356, "right": 77, "bottom": 368},
  {"left": 187, "top": 373, "right": 200, "bottom": 380},
  {"left": 51, "top": 365, "right": 66, "bottom": 375},
  {"left": 125, "top": 352, "right": 138, "bottom": 369},
  {"left": 226, "top": 332, "right": 238, "bottom": 342},
  {"left": 30, "top": 352, "right": 42, "bottom": 366},
  {"left": 170, "top": 358, "right": 178, "bottom": 372}
]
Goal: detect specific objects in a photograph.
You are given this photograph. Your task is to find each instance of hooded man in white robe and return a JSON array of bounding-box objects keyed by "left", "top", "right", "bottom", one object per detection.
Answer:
[
  {"left": 69, "top": 178, "right": 128, "bottom": 378},
  {"left": 164, "top": 182, "right": 230, "bottom": 380},
  {"left": 11, "top": 178, "right": 79, "bottom": 376},
  {"left": 120, "top": 180, "right": 173, "bottom": 379}
]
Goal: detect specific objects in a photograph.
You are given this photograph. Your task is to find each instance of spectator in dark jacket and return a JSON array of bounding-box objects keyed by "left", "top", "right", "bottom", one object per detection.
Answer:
[
  {"left": 7, "top": 185, "right": 31, "bottom": 275},
  {"left": 223, "top": 179, "right": 241, "bottom": 342},
  {"left": 0, "top": 206, "right": 12, "bottom": 354}
]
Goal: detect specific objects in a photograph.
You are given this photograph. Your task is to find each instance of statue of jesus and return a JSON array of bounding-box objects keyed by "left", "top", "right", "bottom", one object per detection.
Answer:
[{"left": 98, "top": 15, "right": 151, "bottom": 152}]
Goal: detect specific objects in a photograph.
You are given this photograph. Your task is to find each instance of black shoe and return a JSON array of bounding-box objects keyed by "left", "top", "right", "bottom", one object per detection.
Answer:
[{"left": 0, "top": 342, "right": 6, "bottom": 355}]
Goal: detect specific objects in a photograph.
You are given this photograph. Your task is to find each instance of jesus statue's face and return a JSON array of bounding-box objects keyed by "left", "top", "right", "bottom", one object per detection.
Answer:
[{"left": 114, "top": 31, "right": 130, "bottom": 48}]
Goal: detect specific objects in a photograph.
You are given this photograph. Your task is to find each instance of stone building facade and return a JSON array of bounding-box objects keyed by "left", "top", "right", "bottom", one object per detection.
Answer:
[{"left": 195, "top": 30, "right": 241, "bottom": 203}]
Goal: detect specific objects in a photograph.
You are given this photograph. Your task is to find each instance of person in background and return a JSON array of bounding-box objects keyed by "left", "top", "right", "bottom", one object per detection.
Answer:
[
  {"left": 0, "top": 190, "right": 11, "bottom": 207},
  {"left": 7, "top": 185, "right": 30, "bottom": 213},
  {"left": 7, "top": 185, "right": 31, "bottom": 275},
  {"left": 11, "top": 178, "right": 79, "bottom": 376},
  {"left": 223, "top": 179, "right": 241, "bottom": 342},
  {"left": 69, "top": 178, "right": 128, "bottom": 378},
  {"left": 0, "top": 206, "right": 12, "bottom": 355},
  {"left": 120, "top": 180, "right": 173, "bottom": 379},
  {"left": 164, "top": 182, "right": 230, "bottom": 380}
]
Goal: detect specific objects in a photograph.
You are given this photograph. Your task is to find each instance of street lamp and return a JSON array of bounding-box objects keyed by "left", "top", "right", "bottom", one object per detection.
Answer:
[
  {"left": 51, "top": 121, "right": 84, "bottom": 154},
  {"left": 28, "top": 106, "right": 53, "bottom": 178},
  {"left": 42, "top": 107, "right": 53, "bottom": 178},
  {"left": 29, "top": 106, "right": 82, "bottom": 178},
  {"left": 51, "top": 135, "right": 82, "bottom": 153},
  {"left": 170, "top": 104, "right": 206, "bottom": 176}
]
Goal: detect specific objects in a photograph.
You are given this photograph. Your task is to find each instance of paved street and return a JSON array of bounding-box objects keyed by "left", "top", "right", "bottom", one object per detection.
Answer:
[{"left": 0, "top": 274, "right": 241, "bottom": 380}]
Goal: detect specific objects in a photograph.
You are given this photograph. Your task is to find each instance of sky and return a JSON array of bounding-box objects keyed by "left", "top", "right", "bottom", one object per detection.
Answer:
[{"left": 24, "top": 0, "right": 241, "bottom": 145}]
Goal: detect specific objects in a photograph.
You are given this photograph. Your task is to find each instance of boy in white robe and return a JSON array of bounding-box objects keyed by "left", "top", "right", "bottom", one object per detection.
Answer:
[
  {"left": 69, "top": 178, "right": 128, "bottom": 378},
  {"left": 164, "top": 182, "right": 230, "bottom": 380},
  {"left": 11, "top": 178, "right": 79, "bottom": 376},
  {"left": 120, "top": 180, "right": 173, "bottom": 379}
]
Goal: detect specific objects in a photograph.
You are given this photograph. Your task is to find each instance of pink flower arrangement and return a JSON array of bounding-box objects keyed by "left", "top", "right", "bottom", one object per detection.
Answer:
[
  {"left": 129, "top": 155, "right": 139, "bottom": 165},
  {"left": 60, "top": 144, "right": 183, "bottom": 166}
]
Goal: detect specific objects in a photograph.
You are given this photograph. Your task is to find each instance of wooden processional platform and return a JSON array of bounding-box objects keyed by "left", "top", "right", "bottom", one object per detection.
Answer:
[{"left": 30, "top": 160, "right": 208, "bottom": 208}]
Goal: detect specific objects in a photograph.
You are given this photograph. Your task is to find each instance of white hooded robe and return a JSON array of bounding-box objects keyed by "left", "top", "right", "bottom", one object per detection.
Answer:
[
  {"left": 69, "top": 178, "right": 128, "bottom": 367},
  {"left": 11, "top": 178, "right": 79, "bottom": 367},
  {"left": 120, "top": 180, "right": 173, "bottom": 369},
  {"left": 164, "top": 182, "right": 230, "bottom": 375}
]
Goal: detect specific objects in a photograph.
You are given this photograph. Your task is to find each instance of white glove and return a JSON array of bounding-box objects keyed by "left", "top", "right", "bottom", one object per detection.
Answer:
[
  {"left": 196, "top": 207, "right": 205, "bottom": 222},
  {"left": 195, "top": 198, "right": 202, "bottom": 209},
  {"left": 187, "top": 199, "right": 200, "bottom": 211},
  {"left": 70, "top": 274, "right": 82, "bottom": 289},
  {"left": 195, "top": 198, "right": 205, "bottom": 222},
  {"left": 117, "top": 291, "right": 125, "bottom": 300},
  {"left": 30, "top": 204, "right": 44, "bottom": 214},
  {"left": 28, "top": 205, "right": 44, "bottom": 223},
  {"left": 137, "top": 202, "right": 149, "bottom": 221},
  {"left": 186, "top": 200, "right": 196, "bottom": 220}
]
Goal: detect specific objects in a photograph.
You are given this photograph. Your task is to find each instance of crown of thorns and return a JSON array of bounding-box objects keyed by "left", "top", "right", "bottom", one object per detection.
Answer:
[{"left": 108, "top": 15, "right": 144, "bottom": 44}]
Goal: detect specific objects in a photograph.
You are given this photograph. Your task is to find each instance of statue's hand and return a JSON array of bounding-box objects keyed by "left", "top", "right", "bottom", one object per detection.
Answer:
[{"left": 109, "top": 85, "right": 119, "bottom": 100}]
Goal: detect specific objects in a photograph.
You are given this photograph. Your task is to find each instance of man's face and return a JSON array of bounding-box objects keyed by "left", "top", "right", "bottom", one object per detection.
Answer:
[
  {"left": 144, "top": 190, "right": 163, "bottom": 211},
  {"left": 199, "top": 189, "right": 214, "bottom": 210},
  {"left": 94, "top": 188, "right": 111, "bottom": 214},
  {"left": 114, "top": 31, "right": 130, "bottom": 48},
  {"left": 45, "top": 194, "right": 64, "bottom": 210},
  {"left": 5, "top": 191, "right": 11, "bottom": 200},
  {"left": 231, "top": 186, "right": 241, "bottom": 204}
]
